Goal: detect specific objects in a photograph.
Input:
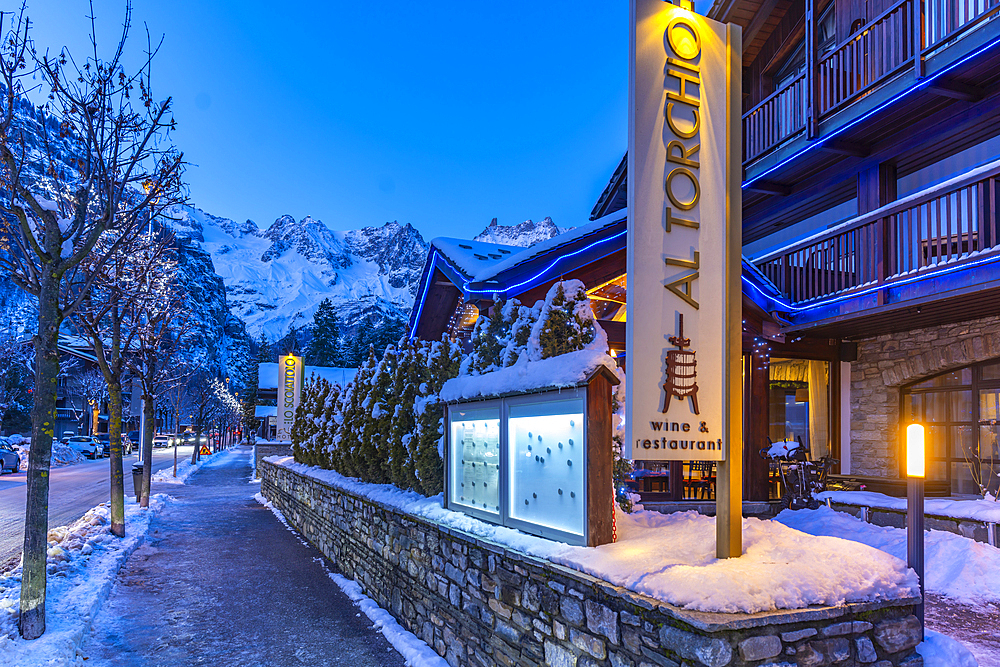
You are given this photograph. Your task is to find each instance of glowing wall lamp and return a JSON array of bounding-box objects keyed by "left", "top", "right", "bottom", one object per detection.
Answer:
[{"left": 906, "top": 423, "right": 925, "bottom": 637}]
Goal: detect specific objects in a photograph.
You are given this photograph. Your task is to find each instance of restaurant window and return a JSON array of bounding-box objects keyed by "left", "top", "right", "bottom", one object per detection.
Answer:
[
  {"left": 769, "top": 359, "right": 831, "bottom": 459},
  {"left": 902, "top": 362, "right": 1000, "bottom": 495}
]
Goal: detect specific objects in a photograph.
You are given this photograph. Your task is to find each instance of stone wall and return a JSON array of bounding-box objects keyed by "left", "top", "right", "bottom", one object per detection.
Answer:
[
  {"left": 261, "top": 459, "right": 922, "bottom": 667},
  {"left": 254, "top": 443, "right": 292, "bottom": 473},
  {"left": 850, "top": 313, "right": 1000, "bottom": 477},
  {"left": 829, "top": 501, "right": 999, "bottom": 546}
]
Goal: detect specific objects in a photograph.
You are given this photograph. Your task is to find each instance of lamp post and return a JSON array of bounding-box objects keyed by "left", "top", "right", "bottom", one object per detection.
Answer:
[{"left": 906, "top": 423, "right": 925, "bottom": 637}]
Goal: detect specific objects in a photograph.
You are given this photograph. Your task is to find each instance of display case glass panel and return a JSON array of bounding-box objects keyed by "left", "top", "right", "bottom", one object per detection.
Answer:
[
  {"left": 507, "top": 396, "right": 586, "bottom": 538},
  {"left": 448, "top": 405, "right": 501, "bottom": 517}
]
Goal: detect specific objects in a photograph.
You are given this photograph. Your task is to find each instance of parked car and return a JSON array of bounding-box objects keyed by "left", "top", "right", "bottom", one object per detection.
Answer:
[
  {"left": 153, "top": 434, "right": 172, "bottom": 448},
  {"left": 65, "top": 435, "right": 101, "bottom": 460},
  {"left": 96, "top": 433, "right": 132, "bottom": 457},
  {"left": 127, "top": 431, "right": 140, "bottom": 449},
  {"left": 60, "top": 431, "right": 76, "bottom": 443},
  {"left": 0, "top": 442, "right": 20, "bottom": 474}
]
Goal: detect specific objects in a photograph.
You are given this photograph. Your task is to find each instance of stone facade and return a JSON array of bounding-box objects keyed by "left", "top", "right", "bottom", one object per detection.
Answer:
[
  {"left": 260, "top": 459, "right": 922, "bottom": 667},
  {"left": 850, "top": 313, "right": 1000, "bottom": 477}
]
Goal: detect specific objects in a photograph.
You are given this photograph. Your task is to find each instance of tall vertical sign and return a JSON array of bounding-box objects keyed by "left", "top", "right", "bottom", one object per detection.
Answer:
[
  {"left": 276, "top": 354, "right": 304, "bottom": 441},
  {"left": 627, "top": 1, "right": 742, "bottom": 555}
]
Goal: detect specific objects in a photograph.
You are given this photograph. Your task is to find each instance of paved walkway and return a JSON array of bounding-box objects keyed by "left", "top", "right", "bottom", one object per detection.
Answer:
[
  {"left": 82, "top": 446, "right": 406, "bottom": 667},
  {"left": 926, "top": 594, "right": 1000, "bottom": 667}
]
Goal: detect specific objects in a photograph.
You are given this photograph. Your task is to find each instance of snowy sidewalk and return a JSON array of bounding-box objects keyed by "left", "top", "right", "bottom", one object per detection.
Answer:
[{"left": 80, "top": 446, "right": 406, "bottom": 667}]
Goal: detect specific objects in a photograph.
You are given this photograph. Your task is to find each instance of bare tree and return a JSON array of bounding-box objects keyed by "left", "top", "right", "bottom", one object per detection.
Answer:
[
  {"left": 74, "top": 230, "right": 175, "bottom": 535},
  {"left": 185, "top": 368, "right": 221, "bottom": 465},
  {"left": 0, "top": 327, "right": 32, "bottom": 433},
  {"left": 123, "top": 256, "right": 188, "bottom": 508},
  {"left": 0, "top": 4, "right": 184, "bottom": 637}
]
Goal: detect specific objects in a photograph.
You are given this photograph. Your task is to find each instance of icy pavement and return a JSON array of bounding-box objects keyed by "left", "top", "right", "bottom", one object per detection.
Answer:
[
  {"left": 926, "top": 595, "right": 1000, "bottom": 667},
  {"left": 81, "top": 446, "right": 405, "bottom": 667}
]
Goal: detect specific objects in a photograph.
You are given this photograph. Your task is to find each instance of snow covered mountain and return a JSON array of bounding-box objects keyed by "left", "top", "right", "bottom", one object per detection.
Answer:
[
  {"left": 0, "top": 89, "right": 570, "bottom": 356},
  {"left": 166, "top": 207, "right": 429, "bottom": 343},
  {"left": 473, "top": 217, "right": 569, "bottom": 248}
]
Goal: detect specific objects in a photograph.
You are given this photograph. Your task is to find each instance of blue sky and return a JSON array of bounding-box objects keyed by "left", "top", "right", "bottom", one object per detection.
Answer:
[{"left": 22, "top": 1, "right": 710, "bottom": 241}]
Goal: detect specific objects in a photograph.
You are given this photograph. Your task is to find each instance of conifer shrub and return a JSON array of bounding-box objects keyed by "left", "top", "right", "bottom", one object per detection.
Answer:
[{"left": 288, "top": 280, "right": 627, "bottom": 509}]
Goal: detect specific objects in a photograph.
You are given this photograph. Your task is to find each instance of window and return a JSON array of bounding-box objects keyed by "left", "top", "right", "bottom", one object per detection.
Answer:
[
  {"left": 769, "top": 359, "right": 831, "bottom": 459},
  {"left": 902, "top": 361, "right": 1000, "bottom": 495}
]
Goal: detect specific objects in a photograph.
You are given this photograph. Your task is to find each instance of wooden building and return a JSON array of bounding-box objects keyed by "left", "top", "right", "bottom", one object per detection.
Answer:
[{"left": 411, "top": 0, "right": 1000, "bottom": 500}]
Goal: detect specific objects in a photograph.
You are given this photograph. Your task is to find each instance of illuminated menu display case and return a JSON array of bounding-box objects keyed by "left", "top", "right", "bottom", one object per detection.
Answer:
[{"left": 444, "top": 369, "right": 617, "bottom": 547}]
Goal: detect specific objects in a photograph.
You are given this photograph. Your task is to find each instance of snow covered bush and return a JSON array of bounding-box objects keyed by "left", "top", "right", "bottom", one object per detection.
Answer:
[
  {"left": 528, "top": 280, "right": 606, "bottom": 360},
  {"left": 289, "top": 280, "right": 623, "bottom": 506},
  {"left": 290, "top": 336, "right": 462, "bottom": 495}
]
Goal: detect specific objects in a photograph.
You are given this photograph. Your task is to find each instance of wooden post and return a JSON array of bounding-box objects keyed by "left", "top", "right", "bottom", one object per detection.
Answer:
[
  {"left": 806, "top": 0, "right": 818, "bottom": 138},
  {"left": 718, "top": 22, "right": 744, "bottom": 560},
  {"left": 586, "top": 370, "right": 617, "bottom": 547},
  {"left": 913, "top": 0, "right": 924, "bottom": 79}
]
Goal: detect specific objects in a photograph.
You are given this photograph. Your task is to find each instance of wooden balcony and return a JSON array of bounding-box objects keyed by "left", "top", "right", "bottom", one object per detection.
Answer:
[
  {"left": 743, "top": 0, "right": 1000, "bottom": 166},
  {"left": 753, "top": 159, "right": 1000, "bottom": 335}
]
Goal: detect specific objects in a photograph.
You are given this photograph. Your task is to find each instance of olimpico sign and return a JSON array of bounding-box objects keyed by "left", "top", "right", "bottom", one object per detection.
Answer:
[
  {"left": 276, "top": 354, "right": 304, "bottom": 441},
  {"left": 625, "top": 0, "right": 741, "bottom": 463}
]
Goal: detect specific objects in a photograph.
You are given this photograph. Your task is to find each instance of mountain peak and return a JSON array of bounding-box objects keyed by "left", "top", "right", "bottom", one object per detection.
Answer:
[{"left": 473, "top": 216, "right": 568, "bottom": 248}]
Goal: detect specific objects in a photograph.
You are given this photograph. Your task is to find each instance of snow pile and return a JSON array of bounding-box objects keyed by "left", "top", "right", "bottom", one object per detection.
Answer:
[
  {"left": 818, "top": 490, "right": 1000, "bottom": 523},
  {"left": 266, "top": 457, "right": 919, "bottom": 614},
  {"left": 8, "top": 439, "right": 85, "bottom": 469},
  {"left": 151, "top": 453, "right": 207, "bottom": 485},
  {"left": 777, "top": 505, "right": 1000, "bottom": 604},
  {"left": 0, "top": 495, "right": 167, "bottom": 664},
  {"left": 440, "top": 348, "right": 618, "bottom": 402},
  {"left": 918, "top": 629, "right": 979, "bottom": 667}
]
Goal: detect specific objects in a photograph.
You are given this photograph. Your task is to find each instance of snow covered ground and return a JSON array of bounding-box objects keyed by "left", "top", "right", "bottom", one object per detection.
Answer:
[
  {"left": 776, "top": 506, "right": 1000, "bottom": 605},
  {"left": 149, "top": 446, "right": 239, "bottom": 485},
  {"left": 0, "top": 495, "right": 168, "bottom": 666},
  {"left": 266, "top": 456, "right": 918, "bottom": 614},
  {"left": 777, "top": 506, "right": 997, "bottom": 666}
]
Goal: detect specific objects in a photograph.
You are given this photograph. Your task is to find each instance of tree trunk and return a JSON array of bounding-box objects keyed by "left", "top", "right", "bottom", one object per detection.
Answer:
[
  {"left": 191, "top": 423, "right": 200, "bottom": 465},
  {"left": 108, "top": 381, "right": 125, "bottom": 537},
  {"left": 19, "top": 272, "right": 60, "bottom": 639},
  {"left": 140, "top": 393, "right": 155, "bottom": 508}
]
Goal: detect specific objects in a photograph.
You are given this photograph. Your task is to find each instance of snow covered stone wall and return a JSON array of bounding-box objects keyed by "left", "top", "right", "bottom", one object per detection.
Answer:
[{"left": 260, "top": 460, "right": 923, "bottom": 667}]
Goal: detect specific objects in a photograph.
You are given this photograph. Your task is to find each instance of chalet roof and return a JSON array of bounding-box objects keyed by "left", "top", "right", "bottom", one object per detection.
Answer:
[
  {"left": 412, "top": 205, "right": 788, "bottom": 317},
  {"left": 429, "top": 238, "right": 520, "bottom": 279}
]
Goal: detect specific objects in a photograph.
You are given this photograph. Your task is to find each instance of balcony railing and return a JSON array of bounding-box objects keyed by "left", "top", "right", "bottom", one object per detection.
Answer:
[
  {"left": 743, "top": 0, "right": 1000, "bottom": 164},
  {"left": 753, "top": 160, "right": 1000, "bottom": 304}
]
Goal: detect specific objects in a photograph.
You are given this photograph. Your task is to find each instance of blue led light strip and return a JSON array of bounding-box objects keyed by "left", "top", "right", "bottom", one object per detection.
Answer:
[
  {"left": 745, "top": 250, "right": 1000, "bottom": 313},
  {"left": 744, "top": 33, "right": 1000, "bottom": 189},
  {"left": 465, "top": 230, "right": 628, "bottom": 296}
]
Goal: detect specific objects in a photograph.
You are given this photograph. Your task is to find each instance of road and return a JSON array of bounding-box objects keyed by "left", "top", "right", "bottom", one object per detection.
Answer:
[{"left": 0, "top": 446, "right": 195, "bottom": 572}]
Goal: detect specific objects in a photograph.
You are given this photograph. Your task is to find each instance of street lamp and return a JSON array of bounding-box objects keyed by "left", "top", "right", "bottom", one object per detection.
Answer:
[{"left": 906, "top": 423, "right": 925, "bottom": 637}]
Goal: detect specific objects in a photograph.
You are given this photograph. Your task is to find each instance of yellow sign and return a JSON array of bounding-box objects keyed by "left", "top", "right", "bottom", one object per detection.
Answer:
[
  {"left": 276, "top": 354, "right": 304, "bottom": 441},
  {"left": 199, "top": 445, "right": 212, "bottom": 456}
]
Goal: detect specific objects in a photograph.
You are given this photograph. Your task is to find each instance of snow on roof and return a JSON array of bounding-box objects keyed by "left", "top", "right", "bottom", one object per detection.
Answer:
[
  {"left": 257, "top": 364, "right": 358, "bottom": 390},
  {"left": 254, "top": 405, "right": 277, "bottom": 418},
  {"left": 439, "top": 348, "right": 619, "bottom": 403},
  {"left": 429, "top": 238, "right": 520, "bottom": 279},
  {"left": 469, "top": 210, "right": 626, "bottom": 285}
]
